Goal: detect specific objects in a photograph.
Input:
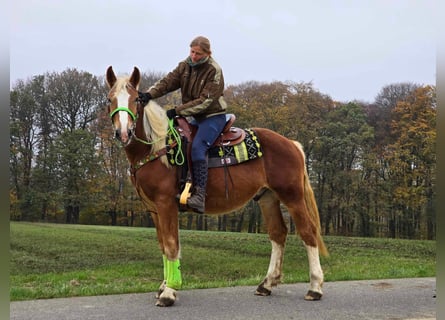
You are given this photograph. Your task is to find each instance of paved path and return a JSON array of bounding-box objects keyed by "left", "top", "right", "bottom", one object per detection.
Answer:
[{"left": 10, "top": 278, "right": 436, "bottom": 320}]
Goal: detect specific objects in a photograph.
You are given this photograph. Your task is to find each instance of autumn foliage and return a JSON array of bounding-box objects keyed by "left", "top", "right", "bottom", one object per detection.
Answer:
[{"left": 9, "top": 69, "right": 436, "bottom": 239}]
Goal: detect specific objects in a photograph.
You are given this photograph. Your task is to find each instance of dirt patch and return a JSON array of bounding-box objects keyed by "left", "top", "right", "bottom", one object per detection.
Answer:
[{"left": 371, "top": 282, "right": 393, "bottom": 289}]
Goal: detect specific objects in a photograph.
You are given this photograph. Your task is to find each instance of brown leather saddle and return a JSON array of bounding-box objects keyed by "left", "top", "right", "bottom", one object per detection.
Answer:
[{"left": 175, "top": 114, "right": 245, "bottom": 147}]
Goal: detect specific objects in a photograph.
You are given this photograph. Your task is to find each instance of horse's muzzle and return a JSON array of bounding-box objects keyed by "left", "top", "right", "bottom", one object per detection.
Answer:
[{"left": 114, "top": 128, "right": 133, "bottom": 145}]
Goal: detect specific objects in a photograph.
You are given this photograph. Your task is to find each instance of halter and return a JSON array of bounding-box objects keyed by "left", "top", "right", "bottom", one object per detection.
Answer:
[
  {"left": 108, "top": 83, "right": 141, "bottom": 144},
  {"left": 108, "top": 82, "right": 140, "bottom": 125},
  {"left": 109, "top": 106, "right": 137, "bottom": 121}
]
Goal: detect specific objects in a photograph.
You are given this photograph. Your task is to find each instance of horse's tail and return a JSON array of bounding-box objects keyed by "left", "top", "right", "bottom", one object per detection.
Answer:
[{"left": 293, "top": 141, "right": 329, "bottom": 257}]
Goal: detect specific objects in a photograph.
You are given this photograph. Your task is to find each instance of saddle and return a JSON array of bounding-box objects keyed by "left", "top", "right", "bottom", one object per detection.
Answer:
[{"left": 175, "top": 113, "right": 245, "bottom": 147}]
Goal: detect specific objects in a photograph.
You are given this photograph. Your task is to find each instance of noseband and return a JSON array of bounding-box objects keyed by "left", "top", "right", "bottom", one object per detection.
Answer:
[{"left": 109, "top": 106, "right": 137, "bottom": 122}]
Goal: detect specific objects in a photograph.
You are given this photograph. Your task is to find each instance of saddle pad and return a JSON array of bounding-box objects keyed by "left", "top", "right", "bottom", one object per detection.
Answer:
[{"left": 208, "top": 129, "right": 263, "bottom": 168}]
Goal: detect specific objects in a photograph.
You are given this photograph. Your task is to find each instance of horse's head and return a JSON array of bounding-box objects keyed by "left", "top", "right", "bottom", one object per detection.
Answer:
[{"left": 106, "top": 66, "right": 141, "bottom": 145}]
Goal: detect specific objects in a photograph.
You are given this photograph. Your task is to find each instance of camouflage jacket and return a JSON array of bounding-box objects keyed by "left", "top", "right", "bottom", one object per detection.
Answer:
[{"left": 147, "top": 56, "right": 227, "bottom": 121}]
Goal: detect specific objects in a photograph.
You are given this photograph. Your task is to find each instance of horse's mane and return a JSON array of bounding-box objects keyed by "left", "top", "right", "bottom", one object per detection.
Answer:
[
  {"left": 143, "top": 100, "right": 170, "bottom": 167},
  {"left": 111, "top": 76, "right": 170, "bottom": 167}
]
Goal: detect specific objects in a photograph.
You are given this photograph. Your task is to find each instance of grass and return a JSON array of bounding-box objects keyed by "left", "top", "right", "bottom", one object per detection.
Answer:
[{"left": 10, "top": 222, "right": 436, "bottom": 301}]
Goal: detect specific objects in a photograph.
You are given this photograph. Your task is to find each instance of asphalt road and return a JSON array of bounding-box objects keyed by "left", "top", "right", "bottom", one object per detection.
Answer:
[{"left": 10, "top": 277, "right": 436, "bottom": 320}]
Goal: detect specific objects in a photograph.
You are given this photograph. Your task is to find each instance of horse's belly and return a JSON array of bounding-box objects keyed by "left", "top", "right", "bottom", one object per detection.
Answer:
[{"left": 205, "top": 161, "right": 266, "bottom": 214}]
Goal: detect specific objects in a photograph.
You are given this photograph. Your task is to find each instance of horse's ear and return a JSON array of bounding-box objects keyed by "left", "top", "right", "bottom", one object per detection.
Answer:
[
  {"left": 106, "top": 66, "right": 117, "bottom": 88},
  {"left": 129, "top": 67, "right": 140, "bottom": 89}
]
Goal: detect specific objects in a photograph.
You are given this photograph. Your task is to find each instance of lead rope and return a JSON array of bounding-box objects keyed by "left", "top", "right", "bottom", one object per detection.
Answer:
[{"left": 168, "top": 118, "right": 185, "bottom": 166}]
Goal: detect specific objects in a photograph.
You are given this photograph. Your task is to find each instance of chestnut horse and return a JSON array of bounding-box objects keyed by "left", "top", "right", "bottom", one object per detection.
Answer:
[{"left": 105, "top": 66, "right": 328, "bottom": 307}]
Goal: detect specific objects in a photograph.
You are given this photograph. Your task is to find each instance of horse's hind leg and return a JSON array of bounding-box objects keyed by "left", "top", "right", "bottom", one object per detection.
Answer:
[
  {"left": 303, "top": 243, "right": 323, "bottom": 300},
  {"left": 286, "top": 201, "right": 324, "bottom": 300},
  {"left": 255, "top": 189, "right": 288, "bottom": 296}
]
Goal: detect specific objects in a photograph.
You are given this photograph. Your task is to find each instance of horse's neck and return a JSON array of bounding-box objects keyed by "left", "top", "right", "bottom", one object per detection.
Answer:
[
  {"left": 125, "top": 114, "right": 151, "bottom": 164},
  {"left": 125, "top": 141, "right": 150, "bottom": 165}
]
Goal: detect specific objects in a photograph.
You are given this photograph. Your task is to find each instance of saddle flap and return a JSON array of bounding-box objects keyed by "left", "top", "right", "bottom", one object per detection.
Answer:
[{"left": 175, "top": 117, "right": 193, "bottom": 142}]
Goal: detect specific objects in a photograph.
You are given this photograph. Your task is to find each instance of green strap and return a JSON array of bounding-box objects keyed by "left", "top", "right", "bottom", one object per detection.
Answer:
[
  {"left": 165, "top": 258, "right": 182, "bottom": 290},
  {"left": 109, "top": 107, "right": 137, "bottom": 121}
]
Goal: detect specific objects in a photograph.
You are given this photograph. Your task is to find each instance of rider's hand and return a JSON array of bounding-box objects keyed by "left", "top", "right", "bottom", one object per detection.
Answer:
[
  {"left": 166, "top": 108, "right": 177, "bottom": 119},
  {"left": 138, "top": 91, "right": 152, "bottom": 105}
]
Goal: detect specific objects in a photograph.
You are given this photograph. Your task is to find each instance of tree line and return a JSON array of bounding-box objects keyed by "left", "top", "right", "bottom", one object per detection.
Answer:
[{"left": 9, "top": 68, "right": 436, "bottom": 239}]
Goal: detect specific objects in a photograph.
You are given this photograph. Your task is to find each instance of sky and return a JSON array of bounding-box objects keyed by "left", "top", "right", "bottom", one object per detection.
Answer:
[{"left": 10, "top": 0, "right": 436, "bottom": 103}]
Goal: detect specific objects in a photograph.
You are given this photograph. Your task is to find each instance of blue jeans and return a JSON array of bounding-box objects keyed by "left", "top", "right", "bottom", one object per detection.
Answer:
[{"left": 191, "top": 114, "right": 227, "bottom": 162}]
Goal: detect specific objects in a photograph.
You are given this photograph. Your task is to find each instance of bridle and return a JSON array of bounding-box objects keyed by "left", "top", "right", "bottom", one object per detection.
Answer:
[
  {"left": 108, "top": 83, "right": 184, "bottom": 172},
  {"left": 108, "top": 83, "right": 145, "bottom": 144}
]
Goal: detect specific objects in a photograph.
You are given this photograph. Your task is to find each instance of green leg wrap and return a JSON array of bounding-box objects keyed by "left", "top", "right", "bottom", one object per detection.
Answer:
[
  {"left": 162, "top": 255, "right": 168, "bottom": 281},
  {"left": 166, "top": 258, "right": 182, "bottom": 290}
]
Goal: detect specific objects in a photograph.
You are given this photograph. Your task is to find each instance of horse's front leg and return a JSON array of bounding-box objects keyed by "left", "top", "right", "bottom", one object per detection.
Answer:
[
  {"left": 255, "top": 191, "right": 287, "bottom": 296},
  {"left": 154, "top": 199, "right": 182, "bottom": 307},
  {"left": 156, "top": 255, "right": 182, "bottom": 307},
  {"left": 147, "top": 211, "right": 168, "bottom": 299}
]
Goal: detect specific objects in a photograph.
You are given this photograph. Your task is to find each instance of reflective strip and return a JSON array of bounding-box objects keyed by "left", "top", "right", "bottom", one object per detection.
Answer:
[{"left": 234, "top": 143, "right": 248, "bottom": 163}]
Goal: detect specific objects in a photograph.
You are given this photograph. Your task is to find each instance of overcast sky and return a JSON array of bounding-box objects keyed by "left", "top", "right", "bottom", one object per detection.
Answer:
[{"left": 10, "top": 0, "right": 436, "bottom": 102}]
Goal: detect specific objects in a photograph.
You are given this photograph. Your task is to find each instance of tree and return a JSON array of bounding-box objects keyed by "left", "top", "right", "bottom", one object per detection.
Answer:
[
  {"left": 368, "top": 82, "right": 420, "bottom": 149},
  {"left": 43, "top": 69, "right": 106, "bottom": 222},
  {"left": 46, "top": 68, "right": 105, "bottom": 133},
  {"left": 384, "top": 86, "right": 436, "bottom": 239},
  {"left": 10, "top": 78, "right": 41, "bottom": 220},
  {"left": 311, "top": 103, "right": 374, "bottom": 235},
  {"left": 51, "top": 129, "right": 100, "bottom": 223}
]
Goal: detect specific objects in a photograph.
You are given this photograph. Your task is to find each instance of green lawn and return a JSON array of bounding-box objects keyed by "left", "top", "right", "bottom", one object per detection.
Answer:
[{"left": 10, "top": 222, "right": 436, "bottom": 301}]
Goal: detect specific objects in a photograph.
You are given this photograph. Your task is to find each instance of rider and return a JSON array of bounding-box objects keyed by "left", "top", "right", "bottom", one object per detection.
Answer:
[{"left": 138, "top": 36, "right": 227, "bottom": 214}]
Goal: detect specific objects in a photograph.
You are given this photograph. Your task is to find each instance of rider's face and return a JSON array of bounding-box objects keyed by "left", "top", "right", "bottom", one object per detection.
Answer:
[{"left": 189, "top": 46, "right": 208, "bottom": 63}]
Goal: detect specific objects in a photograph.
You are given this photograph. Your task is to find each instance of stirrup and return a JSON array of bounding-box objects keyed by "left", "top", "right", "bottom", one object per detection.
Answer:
[{"left": 179, "top": 182, "right": 192, "bottom": 205}]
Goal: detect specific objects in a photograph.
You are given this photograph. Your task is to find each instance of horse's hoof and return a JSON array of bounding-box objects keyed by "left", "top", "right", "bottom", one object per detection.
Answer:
[
  {"left": 255, "top": 285, "right": 272, "bottom": 296},
  {"left": 156, "top": 287, "right": 177, "bottom": 307},
  {"left": 156, "top": 298, "right": 175, "bottom": 307},
  {"left": 304, "top": 290, "right": 322, "bottom": 301},
  {"left": 155, "top": 280, "right": 166, "bottom": 299}
]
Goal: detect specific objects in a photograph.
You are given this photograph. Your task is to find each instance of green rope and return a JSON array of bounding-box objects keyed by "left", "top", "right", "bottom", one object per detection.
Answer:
[
  {"left": 132, "top": 118, "right": 184, "bottom": 166},
  {"left": 168, "top": 119, "right": 185, "bottom": 166}
]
